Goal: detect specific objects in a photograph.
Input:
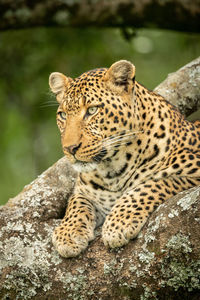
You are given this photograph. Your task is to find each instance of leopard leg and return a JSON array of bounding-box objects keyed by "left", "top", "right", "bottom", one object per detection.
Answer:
[
  {"left": 102, "top": 176, "right": 187, "bottom": 248},
  {"left": 52, "top": 194, "right": 96, "bottom": 257}
]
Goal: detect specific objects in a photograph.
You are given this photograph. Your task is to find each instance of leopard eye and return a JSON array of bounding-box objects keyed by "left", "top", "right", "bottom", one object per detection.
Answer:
[
  {"left": 58, "top": 111, "right": 67, "bottom": 120},
  {"left": 87, "top": 106, "right": 98, "bottom": 115}
]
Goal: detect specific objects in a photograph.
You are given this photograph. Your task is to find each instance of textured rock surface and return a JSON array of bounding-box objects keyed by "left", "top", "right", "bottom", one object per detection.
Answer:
[
  {"left": 155, "top": 56, "right": 200, "bottom": 117},
  {"left": 0, "top": 57, "right": 200, "bottom": 299}
]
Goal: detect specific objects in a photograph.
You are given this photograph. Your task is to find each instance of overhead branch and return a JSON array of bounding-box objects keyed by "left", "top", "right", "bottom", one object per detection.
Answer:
[{"left": 0, "top": 0, "right": 200, "bottom": 32}]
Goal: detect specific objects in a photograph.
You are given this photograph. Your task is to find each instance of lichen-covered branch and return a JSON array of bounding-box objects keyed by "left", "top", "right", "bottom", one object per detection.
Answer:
[
  {"left": 0, "top": 58, "right": 200, "bottom": 299},
  {"left": 155, "top": 57, "right": 200, "bottom": 117},
  {"left": 0, "top": 0, "right": 200, "bottom": 32}
]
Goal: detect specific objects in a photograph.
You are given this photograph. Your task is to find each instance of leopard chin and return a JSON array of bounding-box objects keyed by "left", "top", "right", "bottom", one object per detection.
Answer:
[{"left": 72, "top": 161, "right": 97, "bottom": 173}]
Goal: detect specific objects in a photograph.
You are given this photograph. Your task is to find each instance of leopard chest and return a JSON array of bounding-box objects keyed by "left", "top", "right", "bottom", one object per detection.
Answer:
[{"left": 75, "top": 148, "right": 148, "bottom": 215}]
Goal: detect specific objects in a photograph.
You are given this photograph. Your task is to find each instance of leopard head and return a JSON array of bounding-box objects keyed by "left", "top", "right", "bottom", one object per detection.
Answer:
[{"left": 49, "top": 60, "right": 137, "bottom": 172}]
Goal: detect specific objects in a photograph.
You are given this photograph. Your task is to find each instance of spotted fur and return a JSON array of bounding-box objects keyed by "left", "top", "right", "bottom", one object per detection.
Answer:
[{"left": 49, "top": 60, "right": 200, "bottom": 257}]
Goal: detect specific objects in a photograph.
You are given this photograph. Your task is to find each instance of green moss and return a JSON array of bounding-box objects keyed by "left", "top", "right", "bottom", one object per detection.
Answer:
[
  {"left": 166, "top": 234, "right": 192, "bottom": 254},
  {"left": 58, "top": 271, "right": 88, "bottom": 299},
  {"left": 140, "top": 285, "right": 158, "bottom": 300},
  {"left": 160, "top": 260, "right": 200, "bottom": 291},
  {"left": 168, "top": 208, "right": 179, "bottom": 218},
  {"left": 0, "top": 219, "right": 57, "bottom": 299},
  {"left": 159, "top": 234, "right": 200, "bottom": 291},
  {"left": 177, "top": 188, "right": 199, "bottom": 211},
  {"left": 103, "top": 258, "right": 124, "bottom": 276},
  {"left": 138, "top": 250, "right": 155, "bottom": 264}
]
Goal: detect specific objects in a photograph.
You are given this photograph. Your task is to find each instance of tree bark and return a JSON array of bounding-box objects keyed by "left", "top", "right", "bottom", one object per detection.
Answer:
[
  {"left": 0, "top": 57, "right": 200, "bottom": 300},
  {"left": 0, "top": 0, "right": 200, "bottom": 32},
  {"left": 155, "top": 57, "right": 200, "bottom": 117}
]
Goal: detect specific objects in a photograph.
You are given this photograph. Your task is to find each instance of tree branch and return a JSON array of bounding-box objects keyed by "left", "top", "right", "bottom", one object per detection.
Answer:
[
  {"left": 0, "top": 57, "right": 200, "bottom": 299},
  {"left": 155, "top": 57, "right": 200, "bottom": 117},
  {"left": 0, "top": 0, "right": 200, "bottom": 32}
]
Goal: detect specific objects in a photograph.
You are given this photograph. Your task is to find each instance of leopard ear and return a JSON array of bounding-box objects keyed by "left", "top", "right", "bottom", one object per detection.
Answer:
[
  {"left": 49, "top": 72, "right": 73, "bottom": 103},
  {"left": 104, "top": 60, "right": 135, "bottom": 93}
]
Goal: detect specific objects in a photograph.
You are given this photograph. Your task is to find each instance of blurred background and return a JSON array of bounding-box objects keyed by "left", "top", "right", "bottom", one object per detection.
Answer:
[{"left": 0, "top": 27, "right": 200, "bottom": 204}]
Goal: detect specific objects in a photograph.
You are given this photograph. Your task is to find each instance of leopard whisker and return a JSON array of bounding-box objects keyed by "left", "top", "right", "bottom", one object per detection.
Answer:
[
  {"left": 104, "top": 139, "right": 130, "bottom": 148},
  {"left": 105, "top": 141, "right": 132, "bottom": 150},
  {"left": 40, "top": 101, "right": 59, "bottom": 108},
  {"left": 103, "top": 131, "right": 143, "bottom": 147},
  {"left": 103, "top": 130, "right": 134, "bottom": 142},
  {"left": 105, "top": 140, "right": 134, "bottom": 150},
  {"left": 103, "top": 130, "right": 143, "bottom": 144}
]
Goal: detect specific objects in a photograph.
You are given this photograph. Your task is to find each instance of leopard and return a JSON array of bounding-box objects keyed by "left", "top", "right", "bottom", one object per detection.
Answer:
[{"left": 49, "top": 60, "right": 200, "bottom": 258}]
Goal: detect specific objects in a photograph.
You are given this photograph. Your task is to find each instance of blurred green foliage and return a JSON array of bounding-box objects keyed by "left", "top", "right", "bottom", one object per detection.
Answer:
[{"left": 0, "top": 27, "right": 200, "bottom": 204}]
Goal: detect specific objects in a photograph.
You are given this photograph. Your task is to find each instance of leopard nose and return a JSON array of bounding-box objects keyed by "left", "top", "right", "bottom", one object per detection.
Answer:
[{"left": 64, "top": 143, "right": 82, "bottom": 156}]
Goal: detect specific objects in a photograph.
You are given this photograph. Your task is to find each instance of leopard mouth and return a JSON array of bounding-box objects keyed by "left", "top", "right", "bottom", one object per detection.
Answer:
[
  {"left": 69, "top": 146, "right": 108, "bottom": 173},
  {"left": 72, "top": 160, "right": 97, "bottom": 173}
]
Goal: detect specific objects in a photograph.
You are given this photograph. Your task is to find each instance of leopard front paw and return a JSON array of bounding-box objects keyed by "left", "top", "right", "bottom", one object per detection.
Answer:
[
  {"left": 52, "top": 225, "right": 95, "bottom": 258},
  {"left": 102, "top": 218, "right": 142, "bottom": 248}
]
